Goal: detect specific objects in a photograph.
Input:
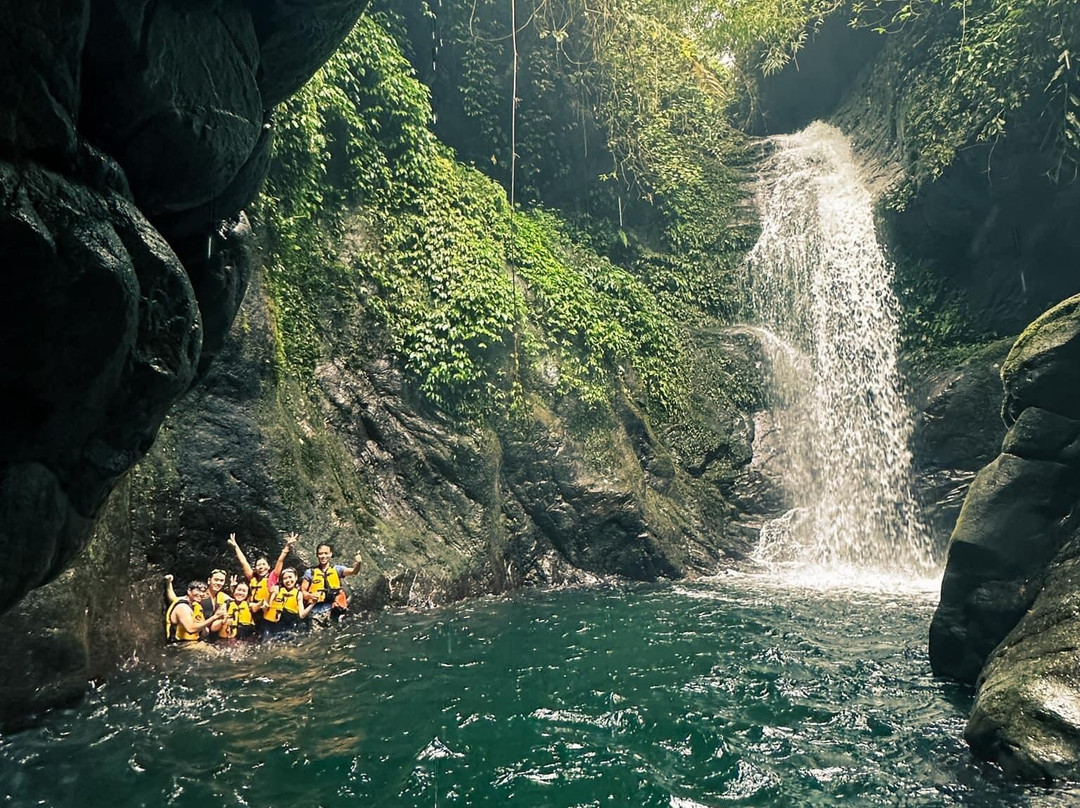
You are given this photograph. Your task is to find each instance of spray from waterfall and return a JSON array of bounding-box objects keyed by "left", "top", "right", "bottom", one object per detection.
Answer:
[{"left": 746, "top": 122, "right": 933, "bottom": 574}]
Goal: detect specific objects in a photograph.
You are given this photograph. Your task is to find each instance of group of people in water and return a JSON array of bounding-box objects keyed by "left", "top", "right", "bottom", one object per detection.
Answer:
[{"left": 165, "top": 532, "right": 363, "bottom": 644}]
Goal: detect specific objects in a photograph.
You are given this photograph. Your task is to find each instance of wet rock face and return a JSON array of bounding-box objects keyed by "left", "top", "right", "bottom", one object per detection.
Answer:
[
  {"left": 79, "top": 1, "right": 264, "bottom": 222},
  {"left": 0, "top": 258, "right": 757, "bottom": 724},
  {"left": 0, "top": 0, "right": 367, "bottom": 616},
  {"left": 964, "top": 527, "right": 1080, "bottom": 782},
  {"left": 909, "top": 340, "right": 1012, "bottom": 554},
  {"left": 929, "top": 296, "right": 1080, "bottom": 755},
  {"left": 0, "top": 155, "right": 201, "bottom": 609},
  {"left": 888, "top": 146, "right": 1080, "bottom": 338}
]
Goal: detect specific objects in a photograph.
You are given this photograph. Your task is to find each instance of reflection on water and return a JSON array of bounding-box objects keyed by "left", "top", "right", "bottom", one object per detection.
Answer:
[{"left": 2, "top": 576, "right": 1078, "bottom": 807}]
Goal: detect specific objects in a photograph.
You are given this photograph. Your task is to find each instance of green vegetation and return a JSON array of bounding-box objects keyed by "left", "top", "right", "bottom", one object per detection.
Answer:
[
  {"left": 255, "top": 11, "right": 736, "bottom": 417},
  {"left": 256, "top": 0, "right": 1073, "bottom": 415},
  {"left": 893, "top": 257, "right": 1001, "bottom": 372},
  {"left": 256, "top": 0, "right": 847, "bottom": 419},
  {"left": 851, "top": 0, "right": 1080, "bottom": 185},
  {"left": 404, "top": 0, "right": 768, "bottom": 304},
  {"left": 257, "top": 14, "right": 441, "bottom": 372}
]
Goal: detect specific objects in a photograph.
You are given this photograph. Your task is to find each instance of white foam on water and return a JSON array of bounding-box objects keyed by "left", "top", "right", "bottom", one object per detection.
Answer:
[{"left": 761, "top": 563, "right": 941, "bottom": 601}]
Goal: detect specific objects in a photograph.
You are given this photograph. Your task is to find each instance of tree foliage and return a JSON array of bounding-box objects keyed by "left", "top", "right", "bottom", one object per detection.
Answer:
[
  {"left": 407, "top": 0, "right": 775, "bottom": 242},
  {"left": 851, "top": 0, "right": 1080, "bottom": 182},
  {"left": 257, "top": 0, "right": 1074, "bottom": 416},
  {"left": 257, "top": 12, "right": 692, "bottom": 414}
]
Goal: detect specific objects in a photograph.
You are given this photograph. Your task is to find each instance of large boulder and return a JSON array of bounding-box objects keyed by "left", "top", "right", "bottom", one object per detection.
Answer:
[
  {"left": 929, "top": 295, "right": 1080, "bottom": 774},
  {"left": 0, "top": 157, "right": 200, "bottom": 611},
  {"left": 964, "top": 525, "right": 1080, "bottom": 781},
  {"left": 0, "top": 0, "right": 368, "bottom": 617},
  {"left": 1001, "top": 296, "right": 1080, "bottom": 426},
  {"left": 928, "top": 448, "right": 1077, "bottom": 683},
  {"left": 251, "top": 0, "right": 373, "bottom": 107},
  {"left": 78, "top": 0, "right": 264, "bottom": 221}
]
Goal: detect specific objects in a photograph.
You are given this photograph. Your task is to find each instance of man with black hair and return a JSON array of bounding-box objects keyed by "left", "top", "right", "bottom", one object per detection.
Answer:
[
  {"left": 301, "top": 543, "right": 363, "bottom": 626},
  {"left": 165, "top": 578, "right": 227, "bottom": 643}
]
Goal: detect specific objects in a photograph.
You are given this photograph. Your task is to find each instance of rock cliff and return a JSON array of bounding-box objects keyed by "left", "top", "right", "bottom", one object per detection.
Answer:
[
  {"left": 930, "top": 296, "right": 1080, "bottom": 779},
  {"left": 0, "top": 232, "right": 763, "bottom": 728},
  {"left": 0, "top": 0, "right": 368, "bottom": 616},
  {"left": 5, "top": 3, "right": 1080, "bottom": 775},
  {"left": 0, "top": 2, "right": 769, "bottom": 727}
]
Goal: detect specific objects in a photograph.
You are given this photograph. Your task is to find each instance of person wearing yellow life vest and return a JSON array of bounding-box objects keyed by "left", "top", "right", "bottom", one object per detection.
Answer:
[
  {"left": 262, "top": 568, "right": 315, "bottom": 635},
  {"left": 301, "top": 543, "right": 363, "bottom": 626},
  {"left": 165, "top": 578, "right": 227, "bottom": 643},
  {"left": 227, "top": 531, "right": 298, "bottom": 619},
  {"left": 218, "top": 580, "right": 261, "bottom": 640},
  {"left": 199, "top": 568, "right": 233, "bottom": 642}
]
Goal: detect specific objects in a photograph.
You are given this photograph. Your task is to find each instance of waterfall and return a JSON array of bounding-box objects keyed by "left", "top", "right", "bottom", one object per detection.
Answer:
[{"left": 746, "top": 122, "right": 933, "bottom": 573}]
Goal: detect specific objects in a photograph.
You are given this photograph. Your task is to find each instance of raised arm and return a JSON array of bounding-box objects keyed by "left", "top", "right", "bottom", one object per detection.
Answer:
[
  {"left": 227, "top": 533, "right": 254, "bottom": 580},
  {"left": 164, "top": 574, "right": 179, "bottom": 604},
  {"left": 343, "top": 552, "right": 363, "bottom": 578},
  {"left": 272, "top": 532, "right": 299, "bottom": 578}
]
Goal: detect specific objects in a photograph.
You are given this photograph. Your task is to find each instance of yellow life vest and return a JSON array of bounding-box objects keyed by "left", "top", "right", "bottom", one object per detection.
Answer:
[
  {"left": 308, "top": 566, "right": 343, "bottom": 603},
  {"left": 166, "top": 599, "right": 204, "bottom": 643},
  {"left": 218, "top": 600, "right": 255, "bottom": 639},
  {"left": 249, "top": 575, "right": 271, "bottom": 604},
  {"left": 263, "top": 587, "right": 302, "bottom": 623},
  {"left": 199, "top": 592, "right": 228, "bottom": 617},
  {"left": 233, "top": 600, "right": 255, "bottom": 626}
]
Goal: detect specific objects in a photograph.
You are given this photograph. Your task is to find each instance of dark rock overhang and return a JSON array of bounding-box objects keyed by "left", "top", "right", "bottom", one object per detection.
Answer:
[{"left": 0, "top": 0, "right": 369, "bottom": 616}]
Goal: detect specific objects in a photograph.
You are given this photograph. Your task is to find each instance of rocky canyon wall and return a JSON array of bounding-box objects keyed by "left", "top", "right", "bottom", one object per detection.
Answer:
[{"left": 0, "top": 0, "right": 369, "bottom": 617}]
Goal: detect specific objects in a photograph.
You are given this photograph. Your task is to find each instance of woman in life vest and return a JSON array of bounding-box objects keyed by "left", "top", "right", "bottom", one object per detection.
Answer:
[
  {"left": 218, "top": 580, "right": 260, "bottom": 641},
  {"left": 301, "top": 543, "right": 363, "bottom": 626},
  {"left": 227, "top": 531, "right": 297, "bottom": 619},
  {"left": 262, "top": 567, "right": 314, "bottom": 635},
  {"left": 165, "top": 577, "right": 227, "bottom": 643}
]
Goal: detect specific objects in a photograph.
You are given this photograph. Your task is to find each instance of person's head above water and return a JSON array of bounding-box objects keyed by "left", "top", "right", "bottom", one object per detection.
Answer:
[
  {"left": 232, "top": 581, "right": 249, "bottom": 601},
  {"left": 207, "top": 569, "right": 227, "bottom": 594},
  {"left": 281, "top": 568, "right": 298, "bottom": 589},
  {"left": 187, "top": 581, "right": 208, "bottom": 598},
  {"left": 253, "top": 556, "right": 270, "bottom": 577},
  {"left": 316, "top": 543, "right": 333, "bottom": 566}
]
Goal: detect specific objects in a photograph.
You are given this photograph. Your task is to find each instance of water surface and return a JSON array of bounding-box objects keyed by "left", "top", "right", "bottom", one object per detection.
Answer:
[{"left": 2, "top": 573, "right": 1075, "bottom": 807}]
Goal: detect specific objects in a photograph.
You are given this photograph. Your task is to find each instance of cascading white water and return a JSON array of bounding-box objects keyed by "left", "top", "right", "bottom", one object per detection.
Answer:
[{"left": 746, "top": 122, "right": 933, "bottom": 574}]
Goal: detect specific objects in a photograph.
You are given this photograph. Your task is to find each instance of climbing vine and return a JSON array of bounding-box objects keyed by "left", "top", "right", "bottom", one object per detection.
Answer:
[{"left": 257, "top": 12, "right": 690, "bottom": 414}]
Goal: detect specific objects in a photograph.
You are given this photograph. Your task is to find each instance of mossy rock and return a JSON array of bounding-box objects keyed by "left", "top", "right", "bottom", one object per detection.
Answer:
[{"left": 1003, "top": 295, "right": 1080, "bottom": 425}]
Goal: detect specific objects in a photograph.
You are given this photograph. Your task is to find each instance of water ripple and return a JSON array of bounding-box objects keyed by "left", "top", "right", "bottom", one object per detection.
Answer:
[{"left": 2, "top": 577, "right": 1079, "bottom": 806}]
